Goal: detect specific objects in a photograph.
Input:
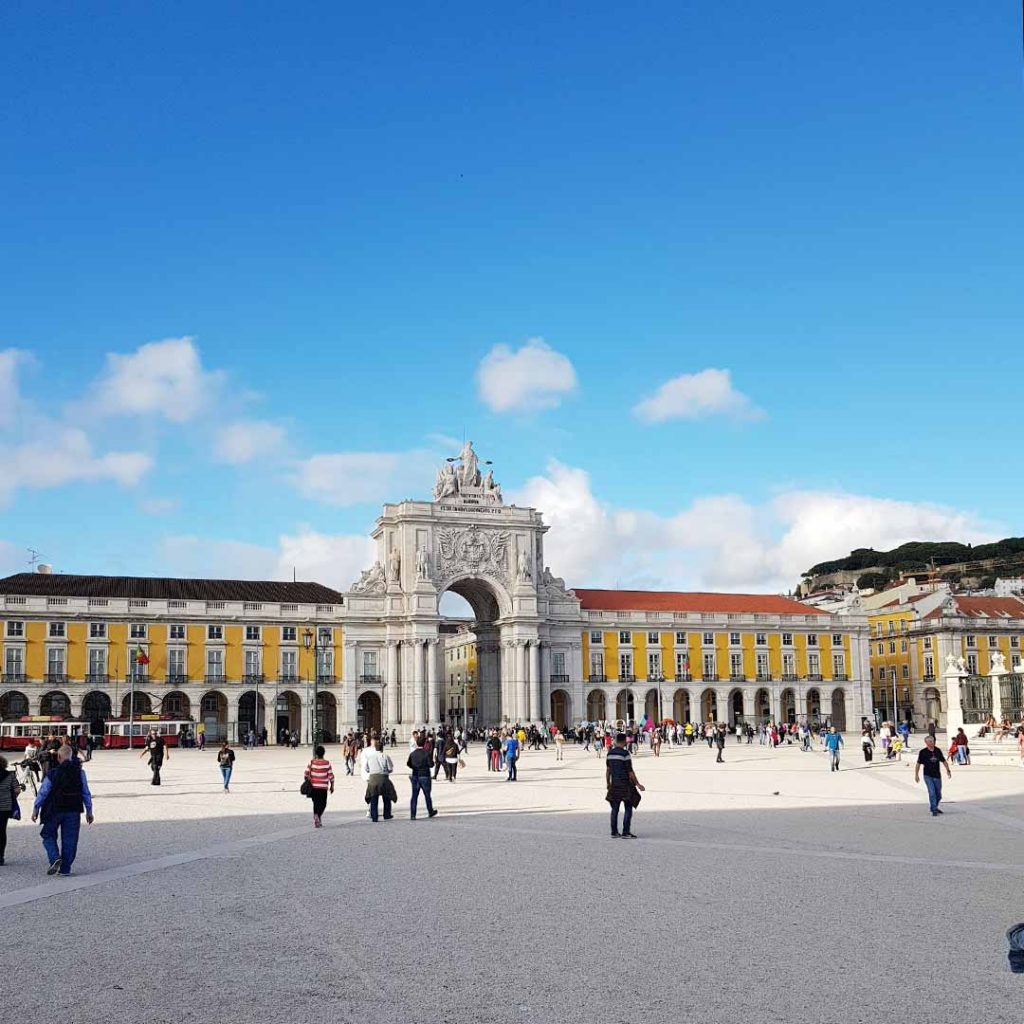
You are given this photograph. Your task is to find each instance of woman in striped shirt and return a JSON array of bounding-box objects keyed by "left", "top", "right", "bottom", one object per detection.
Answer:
[{"left": 304, "top": 745, "right": 335, "bottom": 828}]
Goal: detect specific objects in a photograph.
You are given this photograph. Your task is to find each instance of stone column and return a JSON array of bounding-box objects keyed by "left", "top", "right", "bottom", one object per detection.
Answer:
[
  {"left": 386, "top": 641, "right": 399, "bottom": 727},
  {"left": 990, "top": 667, "right": 1004, "bottom": 725},
  {"left": 426, "top": 638, "right": 439, "bottom": 726},
  {"left": 516, "top": 642, "right": 529, "bottom": 723},
  {"left": 342, "top": 641, "right": 358, "bottom": 733},
  {"left": 413, "top": 640, "right": 425, "bottom": 725},
  {"left": 715, "top": 687, "right": 732, "bottom": 726},
  {"left": 529, "top": 641, "right": 541, "bottom": 722},
  {"left": 540, "top": 642, "right": 552, "bottom": 721}
]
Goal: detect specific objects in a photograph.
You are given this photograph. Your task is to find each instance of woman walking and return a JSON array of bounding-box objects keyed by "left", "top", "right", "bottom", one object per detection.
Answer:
[
  {"left": 304, "top": 745, "right": 335, "bottom": 828},
  {"left": 861, "top": 727, "right": 874, "bottom": 763},
  {"left": 217, "top": 740, "right": 236, "bottom": 792},
  {"left": 0, "top": 755, "right": 21, "bottom": 866},
  {"left": 443, "top": 735, "right": 460, "bottom": 782}
]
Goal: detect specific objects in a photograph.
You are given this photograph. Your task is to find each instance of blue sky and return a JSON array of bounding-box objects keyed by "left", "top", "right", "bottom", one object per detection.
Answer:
[{"left": 1, "top": 2, "right": 1021, "bottom": 594}]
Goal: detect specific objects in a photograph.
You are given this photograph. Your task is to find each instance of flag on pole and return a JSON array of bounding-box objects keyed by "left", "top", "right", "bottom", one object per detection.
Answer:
[{"left": 134, "top": 644, "right": 149, "bottom": 666}]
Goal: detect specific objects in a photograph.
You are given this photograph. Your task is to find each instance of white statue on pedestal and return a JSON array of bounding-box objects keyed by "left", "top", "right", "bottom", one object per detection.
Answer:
[
  {"left": 416, "top": 546, "right": 430, "bottom": 580},
  {"left": 516, "top": 548, "right": 532, "bottom": 582},
  {"left": 991, "top": 651, "right": 1007, "bottom": 676},
  {"left": 387, "top": 547, "right": 401, "bottom": 584}
]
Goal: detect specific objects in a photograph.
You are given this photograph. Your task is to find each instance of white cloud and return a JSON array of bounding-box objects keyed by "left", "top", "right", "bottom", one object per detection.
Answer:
[
  {"left": 138, "top": 496, "right": 180, "bottom": 516},
  {"left": 0, "top": 428, "right": 153, "bottom": 508},
  {"left": 86, "top": 336, "right": 224, "bottom": 422},
  {"left": 477, "top": 337, "right": 577, "bottom": 414},
  {"left": 514, "top": 461, "right": 1000, "bottom": 593},
  {"left": 633, "top": 368, "right": 764, "bottom": 423},
  {"left": 157, "top": 528, "right": 374, "bottom": 590},
  {"left": 0, "top": 348, "right": 31, "bottom": 429},
  {"left": 294, "top": 450, "right": 434, "bottom": 507},
  {"left": 0, "top": 540, "right": 24, "bottom": 577},
  {"left": 213, "top": 419, "right": 287, "bottom": 464}
]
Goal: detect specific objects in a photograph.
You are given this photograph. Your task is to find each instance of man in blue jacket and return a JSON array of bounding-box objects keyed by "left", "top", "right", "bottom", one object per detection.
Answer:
[
  {"left": 31, "top": 745, "right": 94, "bottom": 876},
  {"left": 824, "top": 726, "right": 844, "bottom": 772}
]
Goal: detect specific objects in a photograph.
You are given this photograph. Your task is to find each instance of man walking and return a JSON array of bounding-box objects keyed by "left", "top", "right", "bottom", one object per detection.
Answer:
[
  {"left": 824, "top": 726, "right": 843, "bottom": 771},
  {"left": 915, "top": 734, "right": 952, "bottom": 816},
  {"left": 31, "top": 746, "right": 94, "bottom": 876},
  {"left": 605, "top": 733, "right": 645, "bottom": 838},
  {"left": 140, "top": 727, "right": 168, "bottom": 785},
  {"left": 407, "top": 736, "right": 438, "bottom": 820},
  {"left": 713, "top": 724, "right": 726, "bottom": 763}
]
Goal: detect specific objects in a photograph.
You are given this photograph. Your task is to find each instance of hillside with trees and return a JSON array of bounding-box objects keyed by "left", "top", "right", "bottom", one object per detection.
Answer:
[{"left": 802, "top": 537, "right": 1024, "bottom": 592}]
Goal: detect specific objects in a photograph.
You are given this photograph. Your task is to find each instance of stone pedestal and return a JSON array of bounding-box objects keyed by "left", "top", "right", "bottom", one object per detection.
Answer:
[{"left": 944, "top": 666, "right": 965, "bottom": 737}]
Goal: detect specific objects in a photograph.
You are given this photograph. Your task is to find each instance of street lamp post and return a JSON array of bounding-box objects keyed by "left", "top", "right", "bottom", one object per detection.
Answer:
[{"left": 303, "top": 627, "right": 322, "bottom": 746}]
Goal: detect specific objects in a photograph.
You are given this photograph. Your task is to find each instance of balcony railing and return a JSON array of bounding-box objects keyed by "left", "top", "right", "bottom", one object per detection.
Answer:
[
  {"left": 756, "top": 673, "right": 773, "bottom": 682},
  {"left": 85, "top": 673, "right": 109, "bottom": 685},
  {"left": 166, "top": 674, "right": 190, "bottom": 685},
  {"left": 549, "top": 674, "right": 569, "bottom": 684},
  {"left": 1, "top": 673, "right": 26, "bottom": 685},
  {"left": 922, "top": 674, "right": 935, "bottom": 683},
  {"left": 204, "top": 674, "right": 227, "bottom": 686},
  {"left": 620, "top": 674, "right": 636, "bottom": 683},
  {"left": 242, "top": 673, "right": 265, "bottom": 685},
  {"left": 588, "top": 674, "right": 606, "bottom": 683},
  {"left": 806, "top": 674, "right": 823, "bottom": 682},
  {"left": 729, "top": 674, "right": 746, "bottom": 682},
  {"left": 834, "top": 673, "right": 849, "bottom": 682},
  {"left": 675, "top": 673, "right": 692, "bottom": 682},
  {"left": 359, "top": 674, "right": 382, "bottom": 684},
  {"left": 704, "top": 673, "right": 720, "bottom": 682},
  {"left": 316, "top": 674, "right": 336, "bottom": 685},
  {"left": 45, "top": 673, "right": 67, "bottom": 685},
  {"left": 126, "top": 673, "right": 149, "bottom": 684},
  {"left": 278, "top": 673, "right": 299, "bottom": 685},
  {"left": 781, "top": 673, "right": 799, "bottom": 682}
]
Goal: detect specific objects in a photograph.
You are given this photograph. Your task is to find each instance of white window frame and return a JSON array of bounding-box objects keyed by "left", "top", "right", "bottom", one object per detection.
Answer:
[
  {"left": 169, "top": 624, "right": 185, "bottom": 640},
  {"left": 782, "top": 633, "right": 793, "bottom": 646},
  {"left": 675, "top": 631, "right": 687, "bottom": 646},
  {"left": 807, "top": 634, "right": 818, "bottom": 647},
  {"left": 618, "top": 630, "right": 631, "bottom": 645},
  {"left": 729, "top": 632, "right": 741, "bottom": 646},
  {"left": 282, "top": 626, "right": 297, "bottom": 642},
  {"left": 245, "top": 625, "right": 261, "bottom": 642},
  {"left": 207, "top": 624, "right": 224, "bottom": 641},
  {"left": 755, "top": 632, "right": 767, "bottom": 646},
  {"left": 130, "top": 623, "right": 147, "bottom": 640},
  {"left": 702, "top": 632, "right": 714, "bottom": 646},
  {"left": 5, "top": 621, "right": 24, "bottom": 638},
  {"left": 48, "top": 621, "right": 66, "bottom": 638},
  {"left": 89, "top": 622, "right": 107, "bottom": 639}
]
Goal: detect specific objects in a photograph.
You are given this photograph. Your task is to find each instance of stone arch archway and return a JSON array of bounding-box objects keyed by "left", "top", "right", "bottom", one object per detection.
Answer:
[
  {"left": 806, "top": 688, "right": 822, "bottom": 722},
  {"left": 730, "top": 688, "right": 744, "bottom": 726},
  {"left": 41, "top": 691, "right": 71, "bottom": 717},
  {"left": 82, "top": 691, "right": 112, "bottom": 726},
  {"left": 700, "top": 688, "right": 717, "bottom": 722},
  {"left": 199, "top": 690, "right": 228, "bottom": 741},
  {"left": 550, "top": 688, "right": 570, "bottom": 730},
  {"left": 673, "top": 688, "right": 690, "bottom": 722},
  {"left": 438, "top": 574, "right": 513, "bottom": 727},
  {"left": 830, "top": 688, "right": 847, "bottom": 731},
  {"left": 0, "top": 690, "right": 29, "bottom": 718},
  {"left": 586, "top": 689, "right": 606, "bottom": 722},
  {"left": 356, "top": 691, "right": 379, "bottom": 735},
  {"left": 780, "top": 688, "right": 796, "bottom": 724},
  {"left": 122, "top": 692, "right": 152, "bottom": 717}
]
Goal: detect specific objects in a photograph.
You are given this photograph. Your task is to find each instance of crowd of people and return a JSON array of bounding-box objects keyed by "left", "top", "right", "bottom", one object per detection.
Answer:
[{"left": 5, "top": 709, "right": 1024, "bottom": 878}]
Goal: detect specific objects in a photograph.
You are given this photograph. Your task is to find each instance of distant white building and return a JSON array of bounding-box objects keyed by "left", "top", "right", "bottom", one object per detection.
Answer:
[{"left": 995, "top": 578, "right": 1024, "bottom": 597}]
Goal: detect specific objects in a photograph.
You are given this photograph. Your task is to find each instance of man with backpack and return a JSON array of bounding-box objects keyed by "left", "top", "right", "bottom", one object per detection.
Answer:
[{"left": 31, "top": 745, "right": 94, "bottom": 876}]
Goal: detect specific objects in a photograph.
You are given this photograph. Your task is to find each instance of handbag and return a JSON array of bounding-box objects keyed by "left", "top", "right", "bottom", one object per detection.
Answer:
[{"left": 299, "top": 777, "right": 314, "bottom": 798}]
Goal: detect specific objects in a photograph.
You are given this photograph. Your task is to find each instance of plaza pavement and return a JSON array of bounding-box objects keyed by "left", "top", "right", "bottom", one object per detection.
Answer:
[{"left": 2, "top": 736, "right": 1023, "bottom": 1023}]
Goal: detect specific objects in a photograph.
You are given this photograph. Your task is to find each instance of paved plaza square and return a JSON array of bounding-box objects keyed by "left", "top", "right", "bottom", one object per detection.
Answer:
[{"left": 2, "top": 738, "right": 1023, "bottom": 1023}]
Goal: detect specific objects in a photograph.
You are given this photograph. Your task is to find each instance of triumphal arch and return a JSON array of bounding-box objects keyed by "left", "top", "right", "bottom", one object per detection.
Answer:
[{"left": 343, "top": 443, "right": 583, "bottom": 735}]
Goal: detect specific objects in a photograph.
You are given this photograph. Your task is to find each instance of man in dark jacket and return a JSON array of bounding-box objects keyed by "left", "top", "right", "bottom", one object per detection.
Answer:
[
  {"left": 31, "top": 746, "right": 94, "bottom": 876},
  {"left": 407, "top": 737, "right": 438, "bottom": 820},
  {"left": 140, "top": 727, "right": 168, "bottom": 785}
]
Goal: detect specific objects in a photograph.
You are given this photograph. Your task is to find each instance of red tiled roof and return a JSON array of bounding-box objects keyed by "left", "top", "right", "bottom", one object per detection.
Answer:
[
  {"left": 574, "top": 589, "right": 828, "bottom": 616},
  {"left": 940, "top": 595, "right": 1024, "bottom": 619},
  {"left": 0, "top": 573, "right": 344, "bottom": 604}
]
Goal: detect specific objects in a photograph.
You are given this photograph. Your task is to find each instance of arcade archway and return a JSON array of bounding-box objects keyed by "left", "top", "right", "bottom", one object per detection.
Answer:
[{"left": 550, "top": 688, "right": 570, "bottom": 730}]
